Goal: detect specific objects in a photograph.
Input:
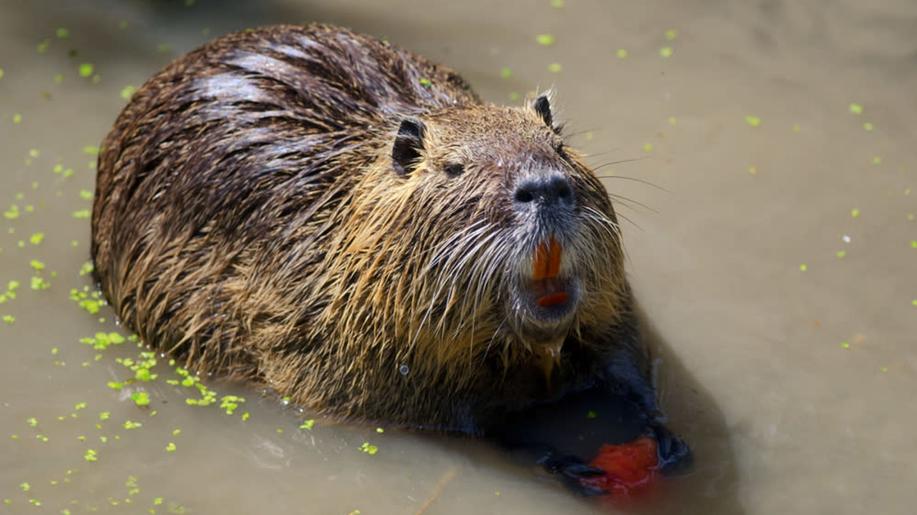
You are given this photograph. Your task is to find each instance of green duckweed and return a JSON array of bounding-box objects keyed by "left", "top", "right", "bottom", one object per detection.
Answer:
[
  {"left": 745, "top": 115, "right": 762, "bottom": 127},
  {"left": 219, "top": 395, "right": 245, "bottom": 415},
  {"left": 70, "top": 287, "right": 105, "bottom": 314},
  {"left": 79, "top": 332, "right": 125, "bottom": 350},
  {"left": 3, "top": 204, "right": 21, "bottom": 220},
  {"left": 120, "top": 85, "right": 137, "bottom": 100},
  {"left": 130, "top": 391, "right": 150, "bottom": 407},
  {"left": 535, "top": 34, "right": 555, "bottom": 46},
  {"left": 30, "top": 276, "right": 51, "bottom": 290}
]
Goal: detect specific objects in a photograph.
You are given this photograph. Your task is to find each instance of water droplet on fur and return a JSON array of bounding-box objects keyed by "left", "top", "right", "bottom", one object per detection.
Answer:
[{"left": 399, "top": 364, "right": 410, "bottom": 376}]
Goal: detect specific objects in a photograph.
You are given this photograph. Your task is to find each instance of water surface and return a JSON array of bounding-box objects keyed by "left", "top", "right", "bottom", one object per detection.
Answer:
[{"left": 1, "top": 1, "right": 915, "bottom": 513}]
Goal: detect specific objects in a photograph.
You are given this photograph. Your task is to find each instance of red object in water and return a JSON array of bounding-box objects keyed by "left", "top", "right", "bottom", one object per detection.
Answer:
[{"left": 582, "top": 436, "right": 659, "bottom": 499}]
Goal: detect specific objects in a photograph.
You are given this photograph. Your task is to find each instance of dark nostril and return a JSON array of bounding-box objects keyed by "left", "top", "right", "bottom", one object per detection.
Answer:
[
  {"left": 552, "top": 177, "right": 573, "bottom": 200},
  {"left": 515, "top": 186, "right": 536, "bottom": 203},
  {"left": 514, "top": 175, "right": 574, "bottom": 206}
]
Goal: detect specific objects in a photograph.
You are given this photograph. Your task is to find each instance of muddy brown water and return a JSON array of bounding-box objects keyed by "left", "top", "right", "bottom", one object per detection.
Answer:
[{"left": 1, "top": 0, "right": 915, "bottom": 513}]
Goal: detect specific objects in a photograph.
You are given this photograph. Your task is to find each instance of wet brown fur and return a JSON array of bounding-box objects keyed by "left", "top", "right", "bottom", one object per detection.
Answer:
[{"left": 91, "top": 24, "right": 640, "bottom": 432}]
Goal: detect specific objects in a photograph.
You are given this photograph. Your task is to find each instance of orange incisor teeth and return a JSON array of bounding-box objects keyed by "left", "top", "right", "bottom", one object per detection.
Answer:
[{"left": 533, "top": 236, "right": 563, "bottom": 280}]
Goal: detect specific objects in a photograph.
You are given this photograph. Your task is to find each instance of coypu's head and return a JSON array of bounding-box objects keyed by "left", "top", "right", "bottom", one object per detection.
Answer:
[{"left": 340, "top": 93, "right": 627, "bottom": 382}]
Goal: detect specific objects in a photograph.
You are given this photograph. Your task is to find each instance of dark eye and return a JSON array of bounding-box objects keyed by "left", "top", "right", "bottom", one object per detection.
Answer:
[{"left": 444, "top": 163, "right": 465, "bottom": 177}]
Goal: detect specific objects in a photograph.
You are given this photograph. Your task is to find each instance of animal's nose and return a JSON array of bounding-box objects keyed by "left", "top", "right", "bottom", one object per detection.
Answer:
[{"left": 513, "top": 174, "right": 574, "bottom": 207}]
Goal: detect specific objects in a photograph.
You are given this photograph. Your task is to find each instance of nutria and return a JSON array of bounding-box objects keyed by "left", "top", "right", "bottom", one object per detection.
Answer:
[{"left": 91, "top": 23, "right": 688, "bottom": 485}]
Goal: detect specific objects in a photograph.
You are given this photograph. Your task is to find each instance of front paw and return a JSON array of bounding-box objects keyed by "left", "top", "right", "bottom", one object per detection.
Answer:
[{"left": 648, "top": 424, "right": 692, "bottom": 475}]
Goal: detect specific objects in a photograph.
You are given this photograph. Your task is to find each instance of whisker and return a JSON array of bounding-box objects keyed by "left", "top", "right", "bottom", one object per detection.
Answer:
[
  {"left": 564, "top": 128, "right": 604, "bottom": 139},
  {"left": 583, "top": 207, "right": 623, "bottom": 241},
  {"left": 614, "top": 211, "right": 642, "bottom": 232},
  {"left": 590, "top": 156, "right": 648, "bottom": 172},
  {"left": 411, "top": 221, "right": 491, "bottom": 348},
  {"left": 606, "top": 193, "right": 658, "bottom": 214},
  {"left": 594, "top": 174, "right": 667, "bottom": 192},
  {"left": 576, "top": 150, "right": 618, "bottom": 160},
  {"left": 583, "top": 214, "right": 617, "bottom": 243}
]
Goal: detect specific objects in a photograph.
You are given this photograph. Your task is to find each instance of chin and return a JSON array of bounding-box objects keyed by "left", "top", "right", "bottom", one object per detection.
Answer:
[{"left": 509, "top": 276, "right": 582, "bottom": 345}]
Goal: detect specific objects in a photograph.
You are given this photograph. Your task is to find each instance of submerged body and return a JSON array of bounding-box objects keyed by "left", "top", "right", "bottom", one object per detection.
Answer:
[{"left": 91, "top": 25, "right": 680, "bottom": 465}]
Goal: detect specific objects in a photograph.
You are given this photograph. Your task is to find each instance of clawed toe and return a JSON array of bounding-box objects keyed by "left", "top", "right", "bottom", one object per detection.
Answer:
[
  {"left": 538, "top": 453, "right": 609, "bottom": 496},
  {"left": 648, "top": 424, "right": 693, "bottom": 475}
]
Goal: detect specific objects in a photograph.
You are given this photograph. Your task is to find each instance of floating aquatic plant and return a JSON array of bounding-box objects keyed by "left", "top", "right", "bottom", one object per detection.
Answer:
[{"left": 536, "top": 34, "right": 555, "bottom": 46}]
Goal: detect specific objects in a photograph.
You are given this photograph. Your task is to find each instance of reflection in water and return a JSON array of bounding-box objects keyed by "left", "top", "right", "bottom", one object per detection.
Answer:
[{"left": 1, "top": 0, "right": 915, "bottom": 513}]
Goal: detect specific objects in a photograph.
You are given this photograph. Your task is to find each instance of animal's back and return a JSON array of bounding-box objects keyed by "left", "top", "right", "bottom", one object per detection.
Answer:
[{"left": 91, "top": 24, "right": 478, "bottom": 378}]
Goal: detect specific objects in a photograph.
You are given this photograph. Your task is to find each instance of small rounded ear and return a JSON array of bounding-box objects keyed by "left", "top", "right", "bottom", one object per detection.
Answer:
[
  {"left": 392, "top": 118, "right": 426, "bottom": 176},
  {"left": 533, "top": 94, "right": 556, "bottom": 131}
]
